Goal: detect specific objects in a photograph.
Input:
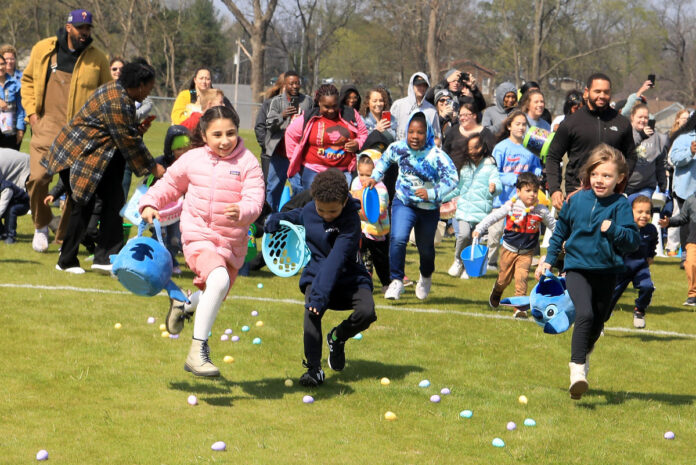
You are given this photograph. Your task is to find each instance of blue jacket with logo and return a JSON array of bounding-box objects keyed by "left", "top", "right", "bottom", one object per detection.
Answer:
[{"left": 492, "top": 138, "right": 542, "bottom": 208}]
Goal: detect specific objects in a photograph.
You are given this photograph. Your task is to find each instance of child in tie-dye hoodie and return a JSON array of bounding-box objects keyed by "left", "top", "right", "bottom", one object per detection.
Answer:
[
  {"left": 365, "top": 111, "right": 458, "bottom": 301},
  {"left": 351, "top": 151, "right": 391, "bottom": 290}
]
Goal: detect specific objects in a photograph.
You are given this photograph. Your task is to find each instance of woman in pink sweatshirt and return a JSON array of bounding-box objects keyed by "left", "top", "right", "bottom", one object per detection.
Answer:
[{"left": 140, "top": 106, "right": 265, "bottom": 377}]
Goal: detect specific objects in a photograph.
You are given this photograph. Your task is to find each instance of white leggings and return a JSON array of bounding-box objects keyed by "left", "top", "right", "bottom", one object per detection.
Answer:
[{"left": 185, "top": 267, "right": 230, "bottom": 340}]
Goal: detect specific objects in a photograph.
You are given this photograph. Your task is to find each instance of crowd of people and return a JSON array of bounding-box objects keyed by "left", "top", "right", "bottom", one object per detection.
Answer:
[{"left": 3, "top": 8, "right": 696, "bottom": 398}]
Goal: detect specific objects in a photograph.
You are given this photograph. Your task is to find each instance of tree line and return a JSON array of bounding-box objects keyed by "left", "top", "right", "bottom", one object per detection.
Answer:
[{"left": 2, "top": 0, "right": 695, "bottom": 106}]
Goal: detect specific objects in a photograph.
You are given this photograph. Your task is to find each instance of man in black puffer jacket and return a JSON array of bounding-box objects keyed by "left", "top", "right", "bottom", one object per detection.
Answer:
[{"left": 546, "top": 73, "right": 636, "bottom": 210}]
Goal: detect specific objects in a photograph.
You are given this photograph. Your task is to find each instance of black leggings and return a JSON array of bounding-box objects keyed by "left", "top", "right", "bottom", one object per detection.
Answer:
[
  {"left": 566, "top": 270, "right": 616, "bottom": 364},
  {"left": 303, "top": 284, "right": 376, "bottom": 367}
]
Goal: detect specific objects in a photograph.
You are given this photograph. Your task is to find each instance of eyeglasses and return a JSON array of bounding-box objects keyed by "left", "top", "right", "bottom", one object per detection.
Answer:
[
  {"left": 459, "top": 112, "right": 474, "bottom": 118},
  {"left": 111, "top": 67, "right": 122, "bottom": 72},
  {"left": 438, "top": 99, "right": 451, "bottom": 104}
]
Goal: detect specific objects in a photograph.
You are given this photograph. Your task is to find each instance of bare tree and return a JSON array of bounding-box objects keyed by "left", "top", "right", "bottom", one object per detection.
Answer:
[{"left": 220, "top": 0, "right": 279, "bottom": 102}]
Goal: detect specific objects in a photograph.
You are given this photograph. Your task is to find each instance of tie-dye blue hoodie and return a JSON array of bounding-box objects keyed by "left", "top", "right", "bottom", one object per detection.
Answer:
[{"left": 371, "top": 111, "right": 458, "bottom": 210}]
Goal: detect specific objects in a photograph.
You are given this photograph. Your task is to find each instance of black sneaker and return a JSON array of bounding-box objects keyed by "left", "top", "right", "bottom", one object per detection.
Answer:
[
  {"left": 683, "top": 297, "right": 696, "bottom": 306},
  {"left": 299, "top": 361, "right": 325, "bottom": 387},
  {"left": 326, "top": 328, "right": 346, "bottom": 371}
]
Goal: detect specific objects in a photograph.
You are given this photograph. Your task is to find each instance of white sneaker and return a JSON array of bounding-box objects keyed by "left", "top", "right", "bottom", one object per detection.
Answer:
[
  {"left": 415, "top": 274, "right": 432, "bottom": 300},
  {"left": 460, "top": 269, "right": 469, "bottom": 279},
  {"left": 32, "top": 227, "right": 49, "bottom": 253},
  {"left": 448, "top": 260, "right": 463, "bottom": 277},
  {"left": 55, "top": 264, "right": 86, "bottom": 274},
  {"left": 384, "top": 280, "right": 404, "bottom": 300},
  {"left": 91, "top": 263, "right": 113, "bottom": 273}
]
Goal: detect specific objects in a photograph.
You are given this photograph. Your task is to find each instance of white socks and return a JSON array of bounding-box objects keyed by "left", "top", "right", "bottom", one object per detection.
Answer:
[{"left": 191, "top": 267, "right": 230, "bottom": 341}]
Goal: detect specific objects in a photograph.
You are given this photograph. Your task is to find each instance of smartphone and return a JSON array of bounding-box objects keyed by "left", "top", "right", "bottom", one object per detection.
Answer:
[
  {"left": 382, "top": 111, "right": 391, "bottom": 122},
  {"left": 648, "top": 119, "right": 656, "bottom": 130},
  {"left": 648, "top": 74, "right": 656, "bottom": 87},
  {"left": 290, "top": 95, "right": 300, "bottom": 109},
  {"left": 142, "top": 114, "right": 156, "bottom": 125}
]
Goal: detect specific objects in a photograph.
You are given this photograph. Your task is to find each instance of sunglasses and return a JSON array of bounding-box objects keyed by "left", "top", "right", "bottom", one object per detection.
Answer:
[{"left": 111, "top": 67, "right": 122, "bottom": 72}]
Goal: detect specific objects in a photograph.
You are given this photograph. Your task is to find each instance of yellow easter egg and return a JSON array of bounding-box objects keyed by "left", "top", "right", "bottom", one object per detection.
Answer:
[
  {"left": 384, "top": 411, "right": 397, "bottom": 421},
  {"left": 223, "top": 355, "right": 235, "bottom": 364}
]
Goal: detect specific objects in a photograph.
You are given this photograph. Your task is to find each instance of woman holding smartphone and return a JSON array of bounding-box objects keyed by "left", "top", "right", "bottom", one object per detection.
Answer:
[{"left": 361, "top": 87, "right": 395, "bottom": 141}]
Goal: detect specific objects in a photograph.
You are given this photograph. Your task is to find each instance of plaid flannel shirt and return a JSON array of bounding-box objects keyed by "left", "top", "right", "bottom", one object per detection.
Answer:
[{"left": 42, "top": 80, "right": 155, "bottom": 204}]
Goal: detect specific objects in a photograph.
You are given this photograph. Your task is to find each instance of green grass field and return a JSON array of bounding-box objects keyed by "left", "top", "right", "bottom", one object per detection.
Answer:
[{"left": 2, "top": 123, "right": 695, "bottom": 463}]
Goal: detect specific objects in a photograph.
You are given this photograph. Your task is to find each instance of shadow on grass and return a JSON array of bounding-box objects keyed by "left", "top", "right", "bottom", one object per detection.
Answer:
[
  {"left": 613, "top": 304, "right": 694, "bottom": 316},
  {"left": 0, "top": 258, "right": 42, "bottom": 265},
  {"left": 576, "top": 388, "right": 696, "bottom": 409},
  {"left": 609, "top": 332, "right": 695, "bottom": 342},
  {"left": 167, "top": 359, "right": 423, "bottom": 406}
]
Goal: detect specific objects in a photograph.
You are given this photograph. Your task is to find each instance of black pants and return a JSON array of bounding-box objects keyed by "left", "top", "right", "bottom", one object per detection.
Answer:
[
  {"left": 303, "top": 284, "right": 376, "bottom": 367},
  {"left": 567, "top": 270, "right": 616, "bottom": 364},
  {"left": 676, "top": 195, "right": 688, "bottom": 259},
  {"left": 58, "top": 153, "right": 126, "bottom": 269},
  {"left": 0, "top": 133, "right": 17, "bottom": 149},
  {"left": 362, "top": 235, "right": 390, "bottom": 287}
]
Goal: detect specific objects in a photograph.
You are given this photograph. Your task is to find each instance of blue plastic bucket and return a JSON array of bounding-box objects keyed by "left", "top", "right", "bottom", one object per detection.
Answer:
[
  {"left": 461, "top": 240, "right": 488, "bottom": 278},
  {"left": 262, "top": 220, "right": 311, "bottom": 277}
]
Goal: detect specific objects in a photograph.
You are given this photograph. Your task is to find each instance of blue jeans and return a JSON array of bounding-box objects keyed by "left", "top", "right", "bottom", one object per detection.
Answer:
[
  {"left": 609, "top": 260, "right": 654, "bottom": 313},
  {"left": 389, "top": 197, "right": 440, "bottom": 281},
  {"left": 299, "top": 166, "right": 352, "bottom": 193},
  {"left": 266, "top": 154, "right": 302, "bottom": 211},
  {"left": 1, "top": 199, "right": 30, "bottom": 239}
]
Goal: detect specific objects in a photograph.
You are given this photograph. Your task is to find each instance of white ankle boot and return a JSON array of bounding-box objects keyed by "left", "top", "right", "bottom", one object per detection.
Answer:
[
  {"left": 569, "top": 362, "right": 588, "bottom": 400},
  {"left": 185, "top": 339, "right": 220, "bottom": 377}
]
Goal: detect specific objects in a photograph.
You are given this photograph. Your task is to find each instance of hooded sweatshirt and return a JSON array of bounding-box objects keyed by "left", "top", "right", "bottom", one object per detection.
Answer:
[
  {"left": 625, "top": 128, "right": 668, "bottom": 194},
  {"left": 371, "top": 111, "right": 458, "bottom": 210},
  {"left": 158, "top": 125, "right": 191, "bottom": 168},
  {"left": 481, "top": 82, "right": 516, "bottom": 136},
  {"left": 390, "top": 72, "right": 441, "bottom": 140},
  {"left": 339, "top": 84, "right": 362, "bottom": 112}
]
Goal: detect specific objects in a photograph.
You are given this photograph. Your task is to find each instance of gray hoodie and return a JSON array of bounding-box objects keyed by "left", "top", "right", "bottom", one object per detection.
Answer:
[
  {"left": 390, "top": 72, "right": 441, "bottom": 141},
  {"left": 481, "top": 82, "right": 517, "bottom": 136}
]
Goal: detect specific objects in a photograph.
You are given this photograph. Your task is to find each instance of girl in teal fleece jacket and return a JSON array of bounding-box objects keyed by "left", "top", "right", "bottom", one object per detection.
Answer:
[{"left": 536, "top": 144, "right": 640, "bottom": 401}]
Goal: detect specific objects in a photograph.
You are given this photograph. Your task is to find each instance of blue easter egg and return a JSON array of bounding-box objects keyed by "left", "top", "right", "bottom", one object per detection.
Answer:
[
  {"left": 418, "top": 379, "right": 430, "bottom": 388},
  {"left": 524, "top": 418, "right": 536, "bottom": 427},
  {"left": 257, "top": 283, "right": 264, "bottom": 289},
  {"left": 252, "top": 337, "right": 261, "bottom": 345},
  {"left": 492, "top": 438, "right": 505, "bottom": 448},
  {"left": 459, "top": 410, "right": 473, "bottom": 418},
  {"left": 242, "top": 326, "right": 250, "bottom": 332},
  {"left": 352, "top": 333, "right": 363, "bottom": 340}
]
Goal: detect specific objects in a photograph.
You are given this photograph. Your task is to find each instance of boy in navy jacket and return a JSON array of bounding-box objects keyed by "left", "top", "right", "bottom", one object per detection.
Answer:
[
  {"left": 609, "top": 196, "right": 657, "bottom": 328},
  {"left": 0, "top": 178, "right": 30, "bottom": 244},
  {"left": 265, "top": 168, "right": 376, "bottom": 387}
]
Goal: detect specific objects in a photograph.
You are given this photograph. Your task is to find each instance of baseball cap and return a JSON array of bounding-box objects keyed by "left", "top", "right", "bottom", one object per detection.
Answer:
[
  {"left": 413, "top": 75, "right": 428, "bottom": 87},
  {"left": 67, "top": 9, "right": 93, "bottom": 27}
]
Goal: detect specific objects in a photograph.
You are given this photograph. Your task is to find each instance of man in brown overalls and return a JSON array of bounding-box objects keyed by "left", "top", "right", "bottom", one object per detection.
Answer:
[{"left": 21, "top": 9, "right": 111, "bottom": 252}]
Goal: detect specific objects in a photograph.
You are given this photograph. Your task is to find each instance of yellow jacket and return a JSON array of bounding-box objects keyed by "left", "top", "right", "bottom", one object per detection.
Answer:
[
  {"left": 21, "top": 35, "right": 111, "bottom": 122},
  {"left": 171, "top": 89, "right": 201, "bottom": 124}
]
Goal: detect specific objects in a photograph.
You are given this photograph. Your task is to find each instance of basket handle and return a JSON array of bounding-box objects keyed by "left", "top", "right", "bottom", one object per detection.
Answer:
[
  {"left": 471, "top": 237, "right": 479, "bottom": 261},
  {"left": 137, "top": 218, "right": 164, "bottom": 245}
]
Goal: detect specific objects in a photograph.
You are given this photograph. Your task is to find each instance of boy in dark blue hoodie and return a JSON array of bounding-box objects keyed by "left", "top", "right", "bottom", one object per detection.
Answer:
[
  {"left": 0, "top": 178, "right": 29, "bottom": 244},
  {"left": 264, "top": 168, "right": 376, "bottom": 387}
]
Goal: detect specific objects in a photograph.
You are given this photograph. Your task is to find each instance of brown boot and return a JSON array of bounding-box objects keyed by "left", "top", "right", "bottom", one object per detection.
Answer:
[{"left": 184, "top": 339, "right": 220, "bottom": 377}]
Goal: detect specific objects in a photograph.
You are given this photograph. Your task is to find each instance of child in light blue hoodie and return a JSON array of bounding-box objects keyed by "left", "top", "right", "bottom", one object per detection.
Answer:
[
  {"left": 366, "top": 111, "right": 458, "bottom": 301},
  {"left": 443, "top": 134, "right": 501, "bottom": 279}
]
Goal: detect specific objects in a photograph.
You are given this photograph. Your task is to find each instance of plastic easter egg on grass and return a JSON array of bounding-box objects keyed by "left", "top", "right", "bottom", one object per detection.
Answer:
[
  {"left": 241, "top": 325, "right": 250, "bottom": 332},
  {"left": 114, "top": 323, "right": 122, "bottom": 329},
  {"left": 302, "top": 395, "right": 314, "bottom": 404},
  {"left": 430, "top": 395, "right": 441, "bottom": 403},
  {"left": 187, "top": 395, "right": 198, "bottom": 406},
  {"left": 161, "top": 331, "right": 170, "bottom": 338},
  {"left": 384, "top": 411, "right": 397, "bottom": 421},
  {"left": 147, "top": 316, "right": 155, "bottom": 324},
  {"left": 251, "top": 310, "right": 259, "bottom": 317},
  {"left": 36, "top": 450, "right": 49, "bottom": 461},
  {"left": 211, "top": 441, "right": 226, "bottom": 451},
  {"left": 380, "top": 377, "right": 390, "bottom": 386},
  {"left": 518, "top": 395, "right": 528, "bottom": 405},
  {"left": 441, "top": 388, "right": 451, "bottom": 395},
  {"left": 231, "top": 335, "right": 240, "bottom": 342},
  {"left": 418, "top": 379, "right": 430, "bottom": 388},
  {"left": 352, "top": 333, "right": 363, "bottom": 340},
  {"left": 492, "top": 438, "right": 505, "bottom": 448},
  {"left": 664, "top": 431, "right": 675, "bottom": 440},
  {"left": 284, "top": 379, "right": 294, "bottom": 387},
  {"left": 255, "top": 321, "right": 264, "bottom": 327},
  {"left": 507, "top": 421, "right": 517, "bottom": 431},
  {"left": 252, "top": 337, "right": 262, "bottom": 345},
  {"left": 257, "top": 283, "right": 263, "bottom": 289},
  {"left": 159, "top": 323, "right": 166, "bottom": 331},
  {"left": 224, "top": 328, "right": 233, "bottom": 335},
  {"left": 220, "top": 334, "right": 229, "bottom": 341},
  {"left": 169, "top": 334, "right": 179, "bottom": 339},
  {"left": 524, "top": 418, "right": 536, "bottom": 427},
  {"left": 223, "top": 355, "right": 235, "bottom": 364},
  {"left": 459, "top": 410, "right": 473, "bottom": 419}
]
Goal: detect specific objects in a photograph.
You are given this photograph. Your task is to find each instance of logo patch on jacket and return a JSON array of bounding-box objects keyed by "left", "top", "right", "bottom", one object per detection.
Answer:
[{"left": 229, "top": 170, "right": 241, "bottom": 176}]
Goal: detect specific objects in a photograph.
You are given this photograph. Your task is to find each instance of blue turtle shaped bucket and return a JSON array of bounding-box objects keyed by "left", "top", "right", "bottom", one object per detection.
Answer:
[
  {"left": 110, "top": 219, "right": 188, "bottom": 302},
  {"left": 262, "top": 220, "right": 311, "bottom": 277},
  {"left": 461, "top": 239, "right": 488, "bottom": 278}
]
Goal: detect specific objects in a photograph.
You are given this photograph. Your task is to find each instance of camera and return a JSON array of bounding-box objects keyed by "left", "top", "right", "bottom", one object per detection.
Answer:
[{"left": 458, "top": 72, "right": 471, "bottom": 86}]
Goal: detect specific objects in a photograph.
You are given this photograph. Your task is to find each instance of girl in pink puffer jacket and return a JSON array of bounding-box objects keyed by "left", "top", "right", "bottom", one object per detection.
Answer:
[{"left": 140, "top": 106, "right": 264, "bottom": 377}]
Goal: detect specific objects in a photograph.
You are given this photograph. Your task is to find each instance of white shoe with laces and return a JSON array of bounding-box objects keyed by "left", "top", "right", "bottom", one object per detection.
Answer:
[
  {"left": 415, "top": 274, "right": 432, "bottom": 300},
  {"left": 55, "top": 264, "right": 85, "bottom": 274},
  {"left": 447, "top": 260, "right": 463, "bottom": 277},
  {"left": 32, "top": 227, "right": 49, "bottom": 253},
  {"left": 384, "top": 279, "right": 404, "bottom": 300}
]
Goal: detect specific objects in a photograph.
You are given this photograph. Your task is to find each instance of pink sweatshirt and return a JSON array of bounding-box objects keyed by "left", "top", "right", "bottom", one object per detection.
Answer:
[{"left": 139, "top": 138, "right": 265, "bottom": 270}]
